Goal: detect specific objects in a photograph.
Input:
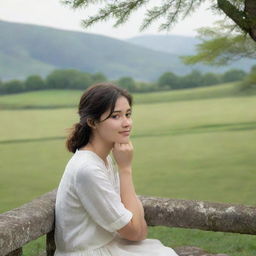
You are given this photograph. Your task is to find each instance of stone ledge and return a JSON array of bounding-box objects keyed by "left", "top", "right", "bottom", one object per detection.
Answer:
[
  {"left": 2, "top": 190, "right": 254, "bottom": 255},
  {"left": 139, "top": 195, "right": 256, "bottom": 235}
]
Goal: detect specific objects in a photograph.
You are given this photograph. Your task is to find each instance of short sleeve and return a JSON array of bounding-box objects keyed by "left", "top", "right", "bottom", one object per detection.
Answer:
[{"left": 74, "top": 165, "right": 133, "bottom": 233}]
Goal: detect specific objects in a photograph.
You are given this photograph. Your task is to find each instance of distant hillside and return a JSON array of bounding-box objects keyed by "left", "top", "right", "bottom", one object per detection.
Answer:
[
  {"left": 127, "top": 34, "right": 200, "bottom": 55},
  {"left": 0, "top": 20, "right": 255, "bottom": 81},
  {"left": 127, "top": 34, "right": 256, "bottom": 70},
  {"left": 0, "top": 20, "right": 185, "bottom": 81}
]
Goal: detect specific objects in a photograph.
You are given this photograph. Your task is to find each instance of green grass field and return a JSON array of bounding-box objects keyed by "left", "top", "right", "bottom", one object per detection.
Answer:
[
  {"left": 0, "top": 84, "right": 255, "bottom": 256},
  {"left": 0, "top": 82, "right": 250, "bottom": 109}
]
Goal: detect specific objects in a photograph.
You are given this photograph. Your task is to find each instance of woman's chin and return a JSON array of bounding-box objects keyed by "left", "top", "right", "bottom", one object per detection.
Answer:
[{"left": 116, "top": 137, "right": 130, "bottom": 144}]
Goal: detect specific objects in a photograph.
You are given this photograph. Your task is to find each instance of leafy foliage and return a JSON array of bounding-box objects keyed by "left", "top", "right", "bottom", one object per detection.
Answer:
[
  {"left": 46, "top": 70, "right": 92, "bottom": 89},
  {"left": 62, "top": 0, "right": 256, "bottom": 64},
  {"left": 183, "top": 22, "right": 256, "bottom": 65},
  {"left": 25, "top": 75, "right": 46, "bottom": 91},
  {"left": 158, "top": 72, "right": 179, "bottom": 89},
  {"left": 222, "top": 69, "right": 246, "bottom": 82},
  {"left": 0, "top": 80, "right": 24, "bottom": 94},
  {"left": 117, "top": 77, "right": 137, "bottom": 91},
  {"left": 63, "top": 0, "right": 205, "bottom": 32},
  {"left": 0, "top": 70, "right": 107, "bottom": 95},
  {"left": 0, "top": 68, "right": 250, "bottom": 95},
  {"left": 240, "top": 65, "right": 256, "bottom": 91}
]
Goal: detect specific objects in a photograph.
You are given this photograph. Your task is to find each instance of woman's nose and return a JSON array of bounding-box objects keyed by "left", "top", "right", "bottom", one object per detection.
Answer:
[{"left": 122, "top": 116, "right": 132, "bottom": 127}]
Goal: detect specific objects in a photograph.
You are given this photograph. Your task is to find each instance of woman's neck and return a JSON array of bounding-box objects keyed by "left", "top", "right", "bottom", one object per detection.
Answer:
[{"left": 80, "top": 139, "right": 113, "bottom": 166}]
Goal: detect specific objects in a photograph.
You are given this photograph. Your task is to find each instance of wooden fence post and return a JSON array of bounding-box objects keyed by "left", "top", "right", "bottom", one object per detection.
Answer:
[
  {"left": 46, "top": 230, "right": 56, "bottom": 256},
  {"left": 6, "top": 248, "right": 23, "bottom": 256}
]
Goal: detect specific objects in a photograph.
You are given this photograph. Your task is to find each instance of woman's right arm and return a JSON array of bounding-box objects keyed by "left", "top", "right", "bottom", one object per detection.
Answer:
[
  {"left": 112, "top": 142, "right": 148, "bottom": 241},
  {"left": 117, "top": 169, "right": 148, "bottom": 241}
]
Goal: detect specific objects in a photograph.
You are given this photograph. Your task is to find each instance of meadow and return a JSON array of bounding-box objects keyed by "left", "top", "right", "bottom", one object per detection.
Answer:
[
  {"left": 0, "top": 82, "right": 248, "bottom": 109},
  {"left": 0, "top": 82, "right": 255, "bottom": 255}
]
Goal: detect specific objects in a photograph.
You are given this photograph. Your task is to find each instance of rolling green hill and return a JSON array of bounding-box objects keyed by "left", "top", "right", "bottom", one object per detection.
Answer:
[
  {"left": 127, "top": 34, "right": 256, "bottom": 71},
  {"left": 1, "top": 20, "right": 255, "bottom": 82},
  {"left": 127, "top": 34, "right": 200, "bottom": 55},
  {"left": 0, "top": 20, "right": 183, "bottom": 81}
]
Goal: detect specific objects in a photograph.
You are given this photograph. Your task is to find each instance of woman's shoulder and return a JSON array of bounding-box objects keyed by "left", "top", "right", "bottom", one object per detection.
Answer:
[
  {"left": 63, "top": 150, "right": 114, "bottom": 184},
  {"left": 68, "top": 150, "right": 104, "bottom": 171}
]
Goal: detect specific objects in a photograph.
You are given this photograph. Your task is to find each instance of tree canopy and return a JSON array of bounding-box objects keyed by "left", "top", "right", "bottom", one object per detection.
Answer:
[{"left": 63, "top": 0, "right": 256, "bottom": 65}]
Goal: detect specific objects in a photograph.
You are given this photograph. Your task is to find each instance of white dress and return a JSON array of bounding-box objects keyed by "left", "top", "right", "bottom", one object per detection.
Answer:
[{"left": 54, "top": 149, "right": 178, "bottom": 256}]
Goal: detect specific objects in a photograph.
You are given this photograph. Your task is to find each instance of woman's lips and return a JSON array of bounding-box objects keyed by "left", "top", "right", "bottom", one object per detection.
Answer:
[{"left": 119, "top": 131, "right": 130, "bottom": 136}]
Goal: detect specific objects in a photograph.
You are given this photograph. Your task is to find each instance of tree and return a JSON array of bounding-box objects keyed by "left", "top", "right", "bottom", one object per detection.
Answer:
[
  {"left": 117, "top": 76, "right": 136, "bottom": 92},
  {"left": 91, "top": 72, "right": 107, "bottom": 84},
  {"left": 72, "top": 73, "right": 93, "bottom": 89},
  {"left": 25, "top": 75, "right": 45, "bottom": 91},
  {"left": 0, "top": 79, "right": 3, "bottom": 94},
  {"left": 181, "top": 70, "right": 203, "bottom": 89},
  {"left": 201, "top": 72, "right": 221, "bottom": 86},
  {"left": 182, "top": 22, "right": 256, "bottom": 65},
  {"left": 158, "top": 72, "right": 179, "bottom": 90},
  {"left": 1, "top": 80, "right": 24, "bottom": 94},
  {"left": 63, "top": 0, "right": 256, "bottom": 64},
  {"left": 221, "top": 69, "right": 247, "bottom": 83},
  {"left": 135, "top": 81, "right": 157, "bottom": 92},
  {"left": 46, "top": 69, "right": 92, "bottom": 90},
  {"left": 240, "top": 65, "right": 256, "bottom": 91}
]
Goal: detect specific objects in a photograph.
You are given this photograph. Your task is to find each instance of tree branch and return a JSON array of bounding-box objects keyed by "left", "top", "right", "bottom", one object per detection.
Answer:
[
  {"left": 141, "top": 1, "right": 176, "bottom": 31},
  {"left": 217, "top": 0, "right": 250, "bottom": 32},
  {"left": 160, "top": 0, "right": 183, "bottom": 31},
  {"left": 182, "top": 33, "right": 256, "bottom": 66},
  {"left": 80, "top": 0, "right": 148, "bottom": 28},
  {"left": 245, "top": 0, "right": 256, "bottom": 41}
]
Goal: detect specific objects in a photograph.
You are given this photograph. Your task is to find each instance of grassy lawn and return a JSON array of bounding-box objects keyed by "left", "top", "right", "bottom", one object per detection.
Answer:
[
  {"left": 0, "top": 85, "right": 255, "bottom": 255},
  {"left": 0, "top": 90, "right": 81, "bottom": 109},
  {"left": 0, "top": 82, "right": 248, "bottom": 109}
]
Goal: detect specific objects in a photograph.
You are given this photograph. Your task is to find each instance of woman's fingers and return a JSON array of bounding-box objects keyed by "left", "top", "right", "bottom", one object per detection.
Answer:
[
  {"left": 112, "top": 141, "right": 133, "bottom": 170},
  {"left": 113, "top": 141, "right": 133, "bottom": 152}
]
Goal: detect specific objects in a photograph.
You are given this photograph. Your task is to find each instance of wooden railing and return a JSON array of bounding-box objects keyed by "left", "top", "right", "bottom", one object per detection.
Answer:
[{"left": 1, "top": 190, "right": 256, "bottom": 256}]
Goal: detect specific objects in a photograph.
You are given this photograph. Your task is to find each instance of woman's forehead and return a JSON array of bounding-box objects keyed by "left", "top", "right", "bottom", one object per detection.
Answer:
[{"left": 114, "top": 96, "right": 131, "bottom": 110}]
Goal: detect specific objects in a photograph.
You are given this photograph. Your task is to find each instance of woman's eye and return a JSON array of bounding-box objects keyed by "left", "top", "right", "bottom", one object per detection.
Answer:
[
  {"left": 126, "top": 113, "right": 132, "bottom": 117},
  {"left": 111, "top": 115, "right": 119, "bottom": 119}
]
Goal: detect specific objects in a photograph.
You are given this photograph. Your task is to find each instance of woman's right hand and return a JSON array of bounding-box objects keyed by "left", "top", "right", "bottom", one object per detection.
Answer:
[{"left": 112, "top": 141, "right": 133, "bottom": 172}]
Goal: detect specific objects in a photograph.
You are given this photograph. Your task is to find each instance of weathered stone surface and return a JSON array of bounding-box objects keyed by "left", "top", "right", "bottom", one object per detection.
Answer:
[
  {"left": 1, "top": 190, "right": 256, "bottom": 255},
  {"left": 174, "top": 246, "right": 229, "bottom": 256},
  {"left": 0, "top": 190, "right": 56, "bottom": 255},
  {"left": 138, "top": 195, "right": 256, "bottom": 235}
]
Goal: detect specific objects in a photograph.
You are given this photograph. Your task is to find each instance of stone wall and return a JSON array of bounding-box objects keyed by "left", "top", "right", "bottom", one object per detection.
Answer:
[{"left": 0, "top": 190, "right": 255, "bottom": 256}]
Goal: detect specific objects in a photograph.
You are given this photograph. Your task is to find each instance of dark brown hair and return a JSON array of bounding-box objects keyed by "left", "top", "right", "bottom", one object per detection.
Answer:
[{"left": 66, "top": 83, "right": 133, "bottom": 153}]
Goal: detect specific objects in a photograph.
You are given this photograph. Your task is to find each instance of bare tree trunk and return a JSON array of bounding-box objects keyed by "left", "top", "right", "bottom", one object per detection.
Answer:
[
  {"left": 217, "top": 0, "right": 250, "bottom": 32},
  {"left": 245, "top": 0, "right": 256, "bottom": 41},
  {"left": 217, "top": 0, "right": 256, "bottom": 42}
]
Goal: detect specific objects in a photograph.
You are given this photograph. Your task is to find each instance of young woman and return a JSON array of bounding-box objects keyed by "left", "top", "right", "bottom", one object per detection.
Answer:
[{"left": 54, "top": 83, "right": 179, "bottom": 256}]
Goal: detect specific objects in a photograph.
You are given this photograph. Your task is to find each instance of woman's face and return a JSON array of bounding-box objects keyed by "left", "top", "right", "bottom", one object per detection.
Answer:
[{"left": 94, "top": 96, "right": 132, "bottom": 145}]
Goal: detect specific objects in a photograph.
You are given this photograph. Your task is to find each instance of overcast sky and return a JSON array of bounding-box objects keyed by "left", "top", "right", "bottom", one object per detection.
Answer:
[{"left": 0, "top": 0, "right": 224, "bottom": 39}]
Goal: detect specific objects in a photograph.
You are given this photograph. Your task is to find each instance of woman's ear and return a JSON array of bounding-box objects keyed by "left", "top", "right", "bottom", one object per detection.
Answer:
[{"left": 86, "top": 118, "right": 96, "bottom": 129}]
